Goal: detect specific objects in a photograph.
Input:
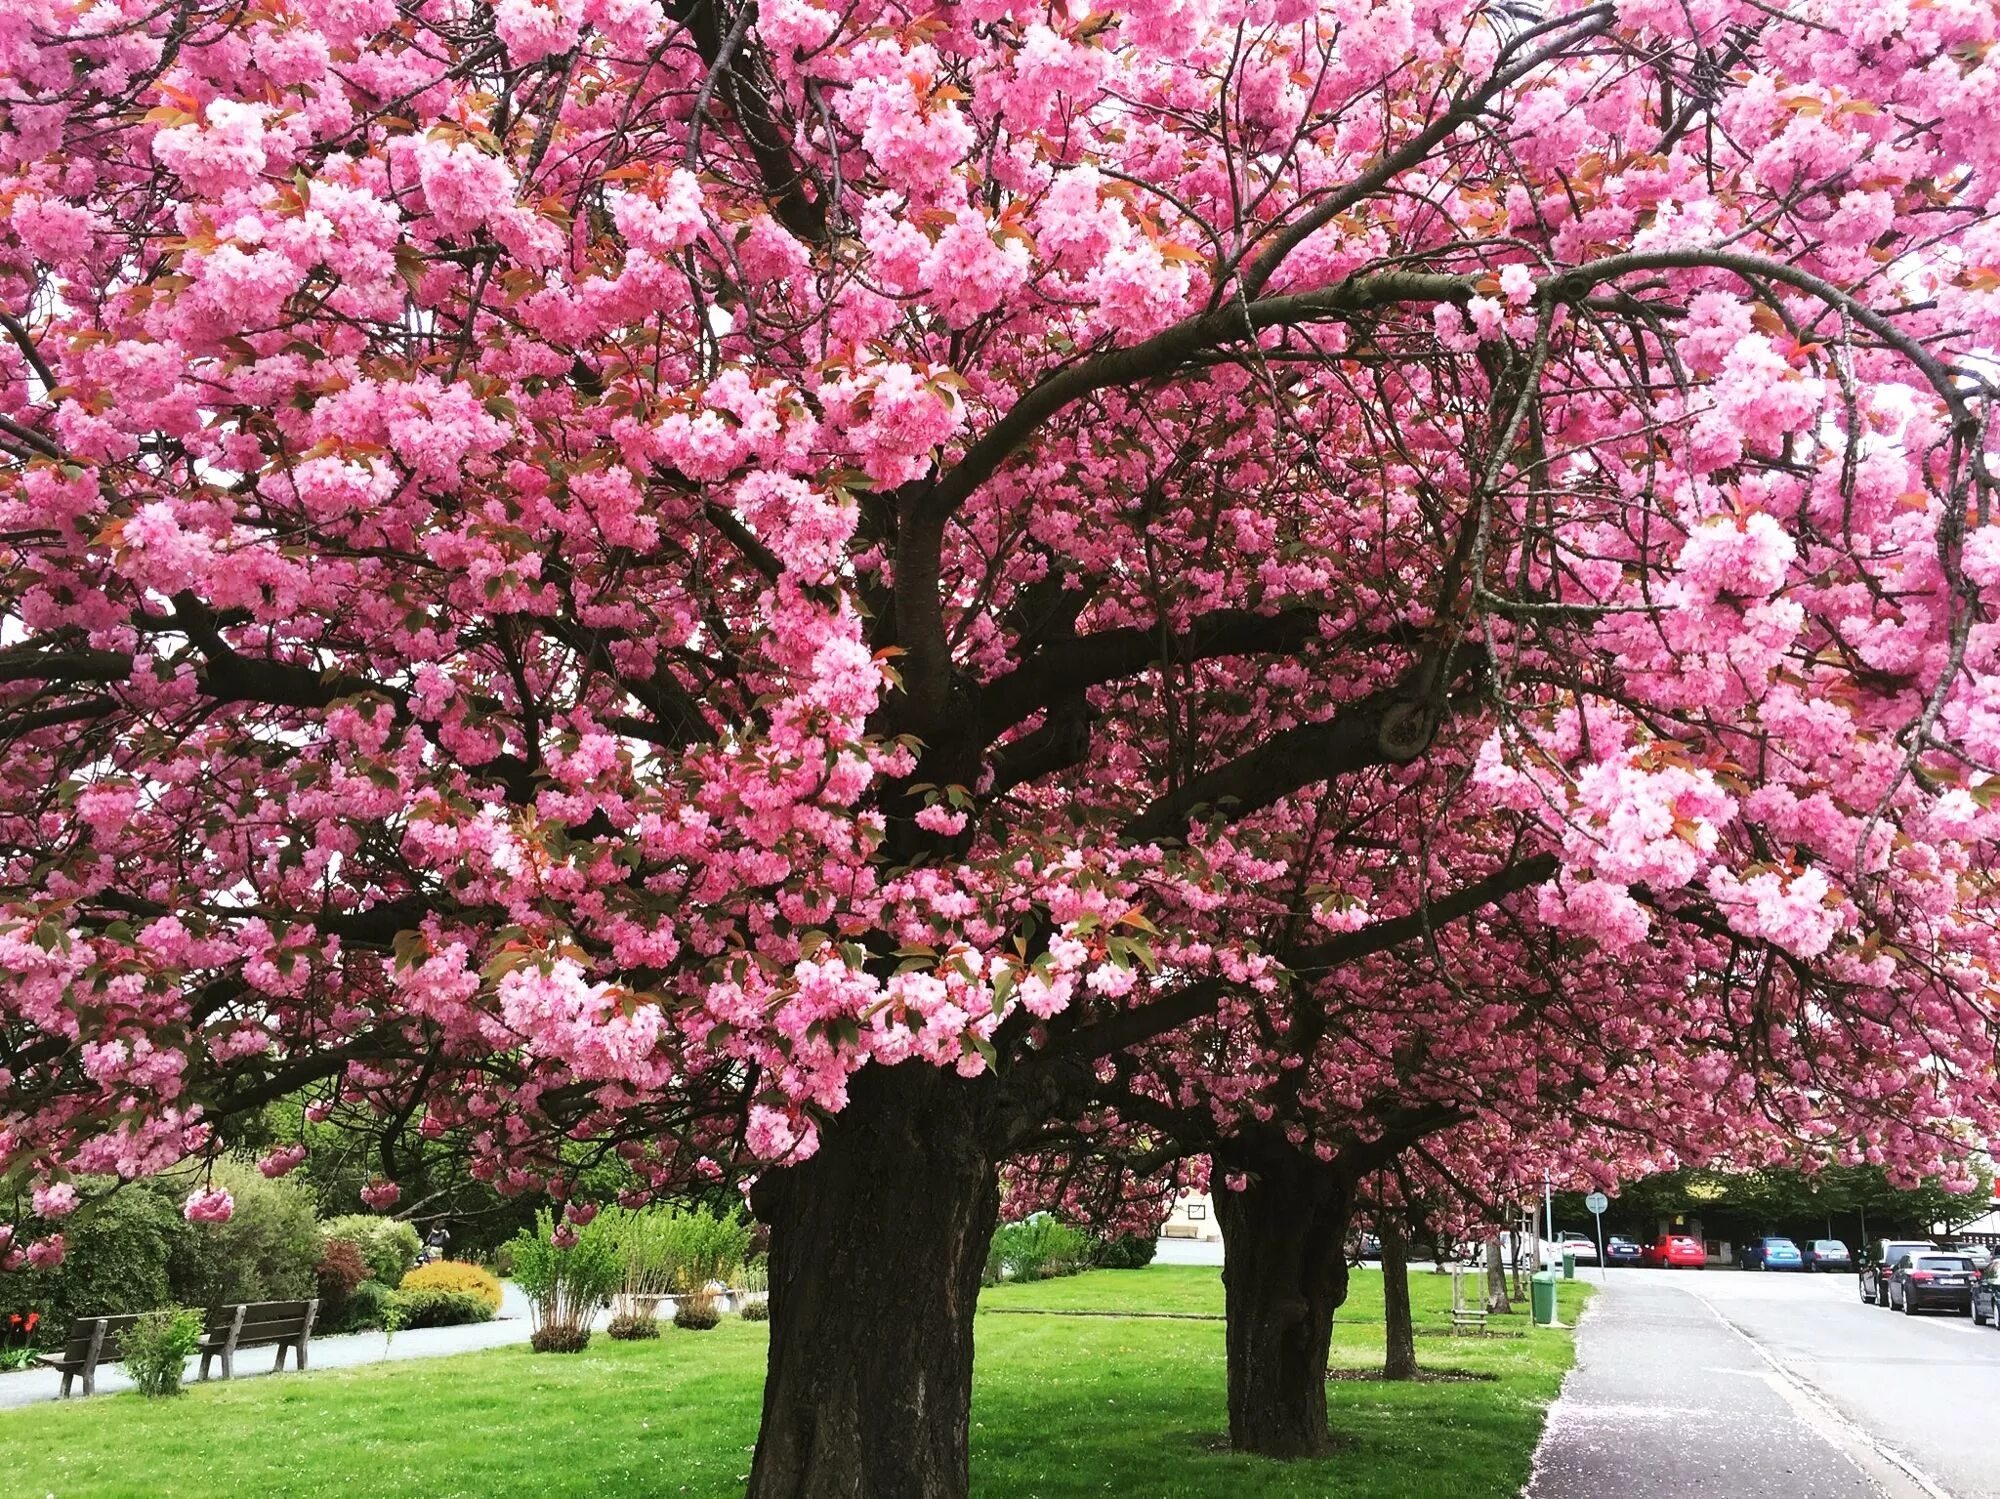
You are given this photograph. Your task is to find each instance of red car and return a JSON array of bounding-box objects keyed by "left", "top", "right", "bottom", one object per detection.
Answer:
[{"left": 1644, "top": 1233, "right": 1708, "bottom": 1268}]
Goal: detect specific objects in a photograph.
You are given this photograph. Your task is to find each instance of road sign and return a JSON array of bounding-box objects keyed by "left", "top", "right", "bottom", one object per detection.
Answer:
[{"left": 1585, "top": 1191, "right": 1610, "bottom": 1282}]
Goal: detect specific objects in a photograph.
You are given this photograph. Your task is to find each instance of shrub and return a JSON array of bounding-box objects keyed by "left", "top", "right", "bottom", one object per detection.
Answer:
[
  {"left": 599, "top": 1204, "right": 754, "bottom": 1325},
  {"left": 1093, "top": 1232, "right": 1159, "bottom": 1270},
  {"left": 673, "top": 1291, "right": 720, "bottom": 1331},
  {"left": 174, "top": 1160, "right": 320, "bottom": 1307},
  {"left": 399, "top": 1259, "right": 502, "bottom": 1311},
  {"left": 489, "top": 1241, "right": 515, "bottom": 1279},
  {"left": 739, "top": 1298, "right": 769, "bottom": 1323},
  {"left": 320, "top": 1215, "right": 424, "bottom": 1286},
  {"left": 606, "top": 1311, "right": 660, "bottom": 1340},
  {"left": 316, "top": 1238, "right": 368, "bottom": 1324},
  {"left": 989, "top": 1216, "right": 1095, "bottom": 1283},
  {"left": 509, "top": 1209, "right": 620, "bottom": 1353},
  {"left": 332, "top": 1278, "right": 394, "bottom": 1333},
  {"left": 120, "top": 1308, "right": 205, "bottom": 1398},
  {"left": 740, "top": 1255, "right": 769, "bottom": 1294},
  {"left": 387, "top": 1287, "right": 494, "bottom": 1329},
  {"left": 4, "top": 1184, "right": 189, "bottom": 1346}
]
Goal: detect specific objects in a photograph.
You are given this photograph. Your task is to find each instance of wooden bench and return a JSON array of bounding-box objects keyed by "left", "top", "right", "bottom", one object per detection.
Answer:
[
  {"left": 199, "top": 1298, "right": 319, "bottom": 1381},
  {"left": 38, "top": 1312, "right": 143, "bottom": 1398}
]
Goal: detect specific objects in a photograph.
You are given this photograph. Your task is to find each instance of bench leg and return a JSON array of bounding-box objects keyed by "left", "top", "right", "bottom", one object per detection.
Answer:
[
  {"left": 58, "top": 1371, "right": 72, "bottom": 1399},
  {"left": 81, "top": 1370, "right": 94, "bottom": 1398},
  {"left": 200, "top": 1352, "right": 212, "bottom": 1382},
  {"left": 273, "top": 1342, "right": 289, "bottom": 1373},
  {"left": 222, "top": 1348, "right": 233, "bottom": 1380},
  {"left": 294, "top": 1335, "right": 308, "bottom": 1371}
]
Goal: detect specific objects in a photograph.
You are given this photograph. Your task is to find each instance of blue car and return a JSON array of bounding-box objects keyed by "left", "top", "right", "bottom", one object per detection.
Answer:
[
  {"left": 1604, "top": 1234, "right": 1645, "bottom": 1267},
  {"left": 1739, "top": 1236, "right": 1805, "bottom": 1271}
]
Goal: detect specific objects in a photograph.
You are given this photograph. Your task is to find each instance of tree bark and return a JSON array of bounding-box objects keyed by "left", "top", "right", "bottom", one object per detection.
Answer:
[
  {"left": 1213, "top": 1155, "right": 1353, "bottom": 1458},
  {"left": 1381, "top": 1221, "right": 1417, "bottom": 1381},
  {"left": 1484, "top": 1234, "right": 1512, "bottom": 1313},
  {"left": 747, "top": 1065, "right": 1000, "bottom": 1499}
]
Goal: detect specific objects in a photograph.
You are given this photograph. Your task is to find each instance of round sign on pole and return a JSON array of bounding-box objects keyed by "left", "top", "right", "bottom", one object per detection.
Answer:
[{"left": 1585, "top": 1191, "right": 1609, "bottom": 1215}]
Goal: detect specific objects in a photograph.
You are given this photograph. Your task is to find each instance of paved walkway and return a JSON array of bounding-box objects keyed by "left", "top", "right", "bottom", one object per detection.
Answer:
[
  {"left": 1525, "top": 1273, "right": 1927, "bottom": 1499},
  {"left": 0, "top": 1283, "right": 548, "bottom": 1410}
]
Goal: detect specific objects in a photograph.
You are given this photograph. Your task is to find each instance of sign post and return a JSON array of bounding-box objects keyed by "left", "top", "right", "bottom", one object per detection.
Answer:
[{"left": 1585, "top": 1190, "right": 1610, "bottom": 1282}]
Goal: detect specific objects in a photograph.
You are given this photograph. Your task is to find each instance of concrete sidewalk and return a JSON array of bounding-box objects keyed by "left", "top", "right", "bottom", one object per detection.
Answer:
[{"left": 1524, "top": 1275, "right": 1922, "bottom": 1499}]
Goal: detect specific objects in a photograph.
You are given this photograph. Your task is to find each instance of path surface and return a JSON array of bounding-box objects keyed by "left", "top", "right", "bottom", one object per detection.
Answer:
[
  {"left": 1526, "top": 1267, "right": 2000, "bottom": 1499},
  {"left": 0, "top": 1282, "right": 544, "bottom": 1409}
]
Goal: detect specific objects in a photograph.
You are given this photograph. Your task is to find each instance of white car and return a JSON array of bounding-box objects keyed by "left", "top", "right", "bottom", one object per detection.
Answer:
[{"left": 1540, "top": 1231, "right": 1600, "bottom": 1265}]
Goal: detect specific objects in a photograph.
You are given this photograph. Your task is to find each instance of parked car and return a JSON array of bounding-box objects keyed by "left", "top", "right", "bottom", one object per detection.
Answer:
[
  {"left": 1860, "top": 1239, "right": 1937, "bottom": 1306},
  {"left": 1802, "top": 1240, "right": 1852, "bottom": 1273},
  {"left": 1947, "top": 1243, "right": 1993, "bottom": 1272},
  {"left": 1540, "top": 1231, "right": 1599, "bottom": 1266},
  {"left": 1738, "top": 1236, "right": 1805, "bottom": 1271},
  {"left": 1888, "top": 1252, "right": 1978, "bottom": 1316},
  {"left": 1352, "top": 1233, "right": 1381, "bottom": 1260},
  {"left": 1644, "top": 1233, "right": 1707, "bottom": 1268},
  {"left": 1604, "top": 1234, "right": 1645, "bottom": 1267},
  {"left": 1973, "top": 1262, "right": 2000, "bottom": 1327}
]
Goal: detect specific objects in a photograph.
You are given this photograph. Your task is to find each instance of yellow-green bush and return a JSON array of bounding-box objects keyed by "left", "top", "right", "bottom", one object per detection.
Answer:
[{"left": 399, "top": 1259, "right": 502, "bottom": 1311}]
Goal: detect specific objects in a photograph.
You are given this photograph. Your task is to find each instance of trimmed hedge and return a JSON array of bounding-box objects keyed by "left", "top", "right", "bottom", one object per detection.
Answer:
[
  {"left": 399, "top": 1260, "right": 503, "bottom": 1311},
  {"left": 388, "top": 1287, "right": 495, "bottom": 1329}
]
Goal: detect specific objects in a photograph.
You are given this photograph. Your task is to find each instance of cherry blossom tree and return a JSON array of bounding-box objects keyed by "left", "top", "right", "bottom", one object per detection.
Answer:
[{"left": 6, "top": 0, "right": 2000, "bottom": 1494}]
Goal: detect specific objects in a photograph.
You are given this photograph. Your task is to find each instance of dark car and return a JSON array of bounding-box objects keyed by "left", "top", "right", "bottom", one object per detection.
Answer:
[
  {"left": 1888, "top": 1252, "right": 1977, "bottom": 1316},
  {"left": 1974, "top": 1261, "right": 2000, "bottom": 1327},
  {"left": 1604, "top": 1234, "right": 1645, "bottom": 1267},
  {"left": 1738, "top": 1236, "right": 1804, "bottom": 1271},
  {"left": 1802, "top": 1239, "right": 1852, "bottom": 1273},
  {"left": 1860, "top": 1239, "right": 1937, "bottom": 1306}
]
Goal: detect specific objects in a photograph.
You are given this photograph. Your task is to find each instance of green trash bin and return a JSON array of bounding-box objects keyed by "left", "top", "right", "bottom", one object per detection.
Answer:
[
  {"left": 1531, "top": 1271, "right": 1558, "bottom": 1326},
  {"left": 1562, "top": 1250, "right": 1576, "bottom": 1280}
]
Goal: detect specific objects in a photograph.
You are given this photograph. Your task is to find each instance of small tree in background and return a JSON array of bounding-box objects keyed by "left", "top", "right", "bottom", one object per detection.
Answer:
[{"left": 510, "top": 1210, "right": 620, "bottom": 1355}]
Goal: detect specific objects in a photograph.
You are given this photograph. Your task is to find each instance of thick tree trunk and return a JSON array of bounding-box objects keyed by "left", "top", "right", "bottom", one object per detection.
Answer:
[
  {"left": 1380, "top": 1222, "right": 1417, "bottom": 1380},
  {"left": 747, "top": 1065, "right": 1000, "bottom": 1499},
  {"left": 1213, "top": 1155, "right": 1352, "bottom": 1458}
]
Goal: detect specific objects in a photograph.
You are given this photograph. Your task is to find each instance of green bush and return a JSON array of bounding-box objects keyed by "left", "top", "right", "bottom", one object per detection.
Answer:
[
  {"left": 509, "top": 1210, "right": 620, "bottom": 1352},
  {"left": 120, "top": 1308, "right": 205, "bottom": 1398},
  {"left": 327, "top": 1279, "right": 393, "bottom": 1333},
  {"left": 2, "top": 1183, "right": 191, "bottom": 1347},
  {"left": 175, "top": 1160, "right": 321, "bottom": 1307},
  {"left": 599, "top": 1204, "right": 754, "bottom": 1305},
  {"left": 1093, "top": 1232, "right": 1159, "bottom": 1270},
  {"left": 386, "top": 1287, "right": 494, "bottom": 1329},
  {"left": 320, "top": 1215, "right": 423, "bottom": 1286},
  {"left": 988, "top": 1216, "right": 1095, "bottom": 1283},
  {"left": 739, "top": 1298, "right": 770, "bottom": 1323}
]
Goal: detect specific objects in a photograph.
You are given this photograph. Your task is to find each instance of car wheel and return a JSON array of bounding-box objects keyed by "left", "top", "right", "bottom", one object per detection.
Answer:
[
  {"left": 1903, "top": 1289, "right": 1917, "bottom": 1316},
  {"left": 1878, "top": 1283, "right": 1891, "bottom": 1307},
  {"left": 1977, "top": 1299, "right": 1988, "bottom": 1327}
]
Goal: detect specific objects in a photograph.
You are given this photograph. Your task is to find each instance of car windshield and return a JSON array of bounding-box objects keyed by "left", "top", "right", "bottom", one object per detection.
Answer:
[
  {"left": 1813, "top": 1241, "right": 1847, "bottom": 1252},
  {"left": 1916, "top": 1256, "right": 1973, "bottom": 1272},
  {"left": 1764, "top": 1239, "right": 1797, "bottom": 1250},
  {"left": 1671, "top": 1238, "right": 1700, "bottom": 1248}
]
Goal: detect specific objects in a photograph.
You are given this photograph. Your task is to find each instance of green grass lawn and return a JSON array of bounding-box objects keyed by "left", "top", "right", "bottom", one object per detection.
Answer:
[{"left": 0, "top": 1266, "right": 1588, "bottom": 1498}]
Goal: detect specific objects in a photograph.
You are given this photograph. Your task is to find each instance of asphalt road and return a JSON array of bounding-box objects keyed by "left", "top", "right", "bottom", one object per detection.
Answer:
[{"left": 1527, "top": 1266, "right": 2000, "bottom": 1499}]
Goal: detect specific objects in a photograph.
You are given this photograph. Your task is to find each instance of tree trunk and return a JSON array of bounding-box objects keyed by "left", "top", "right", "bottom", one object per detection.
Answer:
[
  {"left": 1485, "top": 1234, "right": 1512, "bottom": 1313},
  {"left": 747, "top": 1065, "right": 1000, "bottom": 1499},
  {"left": 1381, "top": 1221, "right": 1417, "bottom": 1381},
  {"left": 1213, "top": 1155, "right": 1352, "bottom": 1458}
]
